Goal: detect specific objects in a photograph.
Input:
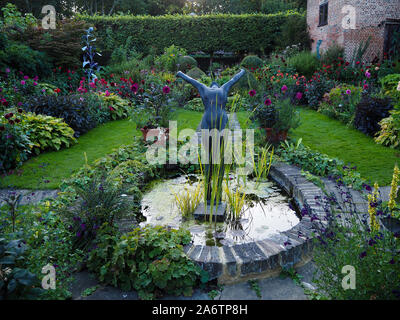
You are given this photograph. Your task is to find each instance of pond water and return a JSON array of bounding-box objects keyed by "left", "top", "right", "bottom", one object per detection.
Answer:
[{"left": 140, "top": 175, "right": 301, "bottom": 246}]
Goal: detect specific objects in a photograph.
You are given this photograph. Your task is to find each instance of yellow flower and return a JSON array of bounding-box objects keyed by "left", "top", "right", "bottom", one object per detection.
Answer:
[
  {"left": 388, "top": 164, "right": 400, "bottom": 212},
  {"left": 368, "top": 182, "right": 380, "bottom": 232}
]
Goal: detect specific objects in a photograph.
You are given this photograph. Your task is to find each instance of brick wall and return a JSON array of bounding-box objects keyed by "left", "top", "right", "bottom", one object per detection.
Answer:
[{"left": 307, "top": 0, "right": 400, "bottom": 62}]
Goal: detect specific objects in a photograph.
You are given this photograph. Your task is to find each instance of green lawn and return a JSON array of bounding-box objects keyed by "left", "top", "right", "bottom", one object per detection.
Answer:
[
  {"left": 1, "top": 107, "right": 397, "bottom": 189},
  {"left": 291, "top": 107, "right": 399, "bottom": 186},
  {"left": 0, "top": 119, "right": 140, "bottom": 189}
]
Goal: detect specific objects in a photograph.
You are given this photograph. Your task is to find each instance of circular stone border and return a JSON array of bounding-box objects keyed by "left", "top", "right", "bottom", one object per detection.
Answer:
[{"left": 183, "top": 162, "right": 328, "bottom": 284}]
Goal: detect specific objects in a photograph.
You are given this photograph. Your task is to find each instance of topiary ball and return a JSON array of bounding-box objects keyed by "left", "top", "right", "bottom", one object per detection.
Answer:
[
  {"left": 178, "top": 55, "right": 198, "bottom": 72},
  {"left": 186, "top": 67, "right": 206, "bottom": 79},
  {"left": 241, "top": 55, "right": 263, "bottom": 70}
]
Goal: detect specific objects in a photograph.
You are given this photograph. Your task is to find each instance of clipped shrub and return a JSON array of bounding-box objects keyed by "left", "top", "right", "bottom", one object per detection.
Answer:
[
  {"left": 186, "top": 67, "right": 206, "bottom": 79},
  {"left": 287, "top": 51, "right": 320, "bottom": 79},
  {"left": 79, "top": 12, "right": 307, "bottom": 56},
  {"left": 20, "top": 112, "right": 77, "bottom": 155},
  {"left": 354, "top": 95, "right": 393, "bottom": 135},
  {"left": 241, "top": 55, "right": 263, "bottom": 70},
  {"left": 177, "top": 55, "right": 198, "bottom": 72},
  {"left": 233, "top": 70, "right": 259, "bottom": 91},
  {"left": 22, "top": 95, "right": 98, "bottom": 137}
]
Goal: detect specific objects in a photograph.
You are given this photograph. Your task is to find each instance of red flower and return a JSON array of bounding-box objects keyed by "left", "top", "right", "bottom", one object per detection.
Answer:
[
  {"left": 163, "top": 86, "right": 171, "bottom": 94},
  {"left": 248, "top": 89, "right": 256, "bottom": 97},
  {"left": 54, "top": 88, "right": 61, "bottom": 93},
  {"left": 264, "top": 98, "right": 272, "bottom": 106},
  {"left": 18, "top": 108, "right": 23, "bottom": 113},
  {"left": 130, "top": 83, "right": 139, "bottom": 92},
  {"left": 109, "top": 106, "right": 114, "bottom": 111},
  {"left": 8, "top": 119, "right": 14, "bottom": 125}
]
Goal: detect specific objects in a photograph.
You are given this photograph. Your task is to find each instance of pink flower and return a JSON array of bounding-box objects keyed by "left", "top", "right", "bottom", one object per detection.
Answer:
[
  {"left": 109, "top": 106, "right": 114, "bottom": 111},
  {"left": 163, "top": 85, "right": 170, "bottom": 94},
  {"left": 365, "top": 71, "right": 371, "bottom": 78},
  {"left": 264, "top": 98, "right": 272, "bottom": 106},
  {"left": 23, "top": 75, "right": 29, "bottom": 80},
  {"left": 345, "top": 89, "right": 351, "bottom": 95},
  {"left": 33, "top": 82, "right": 38, "bottom": 86},
  {"left": 20, "top": 80, "right": 26, "bottom": 85},
  {"left": 363, "top": 84, "right": 369, "bottom": 90},
  {"left": 295, "top": 92, "right": 303, "bottom": 100},
  {"left": 105, "top": 90, "right": 110, "bottom": 97},
  {"left": 281, "top": 85, "right": 288, "bottom": 92},
  {"left": 131, "top": 83, "right": 139, "bottom": 93},
  {"left": 248, "top": 89, "right": 256, "bottom": 97},
  {"left": 5, "top": 68, "right": 10, "bottom": 73}
]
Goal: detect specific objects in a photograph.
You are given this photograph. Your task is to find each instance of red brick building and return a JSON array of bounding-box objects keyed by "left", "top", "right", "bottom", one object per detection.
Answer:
[{"left": 307, "top": 0, "right": 400, "bottom": 62}]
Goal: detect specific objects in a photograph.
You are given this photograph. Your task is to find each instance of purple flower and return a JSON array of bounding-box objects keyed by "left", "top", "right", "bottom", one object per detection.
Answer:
[
  {"left": 76, "top": 231, "right": 82, "bottom": 238},
  {"left": 345, "top": 89, "right": 351, "bottom": 95},
  {"left": 295, "top": 92, "right": 303, "bottom": 100},
  {"left": 80, "top": 223, "right": 86, "bottom": 230},
  {"left": 281, "top": 85, "right": 288, "bottom": 92},
  {"left": 360, "top": 251, "right": 367, "bottom": 258},
  {"left": 20, "top": 80, "right": 26, "bottom": 85},
  {"left": 5, "top": 68, "right": 10, "bottom": 73}
]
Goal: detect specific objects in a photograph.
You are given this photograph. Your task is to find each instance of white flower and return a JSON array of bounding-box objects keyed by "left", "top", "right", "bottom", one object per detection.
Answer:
[{"left": 397, "top": 81, "right": 400, "bottom": 92}]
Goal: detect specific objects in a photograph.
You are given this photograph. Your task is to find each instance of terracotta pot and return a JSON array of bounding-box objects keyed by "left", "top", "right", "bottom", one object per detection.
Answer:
[
  {"left": 264, "top": 128, "right": 288, "bottom": 143},
  {"left": 140, "top": 126, "right": 169, "bottom": 143}
]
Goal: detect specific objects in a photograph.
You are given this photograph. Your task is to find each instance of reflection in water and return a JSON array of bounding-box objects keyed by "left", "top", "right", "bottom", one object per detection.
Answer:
[{"left": 141, "top": 175, "right": 300, "bottom": 246}]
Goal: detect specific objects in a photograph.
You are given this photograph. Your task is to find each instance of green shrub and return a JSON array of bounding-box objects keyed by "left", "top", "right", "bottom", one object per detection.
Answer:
[
  {"left": 0, "top": 111, "right": 32, "bottom": 173},
  {"left": 87, "top": 225, "right": 208, "bottom": 300},
  {"left": 233, "top": 70, "right": 259, "bottom": 91},
  {"left": 20, "top": 111, "right": 77, "bottom": 155},
  {"left": 287, "top": 51, "right": 320, "bottom": 79},
  {"left": 241, "top": 55, "right": 263, "bottom": 70},
  {"left": 375, "top": 109, "right": 400, "bottom": 149},
  {"left": 318, "top": 85, "right": 363, "bottom": 123},
  {"left": 97, "top": 92, "right": 132, "bottom": 120},
  {"left": 177, "top": 55, "right": 198, "bottom": 72},
  {"left": 0, "top": 237, "right": 43, "bottom": 300},
  {"left": 0, "top": 42, "right": 52, "bottom": 78},
  {"left": 321, "top": 43, "right": 344, "bottom": 66},
  {"left": 277, "top": 14, "right": 311, "bottom": 50},
  {"left": 79, "top": 12, "right": 307, "bottom": 56},
  {"left": 60, "top": 171, "right": 132, "bottom": 251},
  {"left": 18, "top": 19, "right": 89, "bottom": 70},
  {"left": 155, "top": 45, "right": 187, "bottom": 72},
  {"left": 310, "top": 187, "right": 400, "bottom": 300},
  {"left": 186, "top": 67, "right": 206, "bottom": 80},
  {"left": 380, "top": 73, "right": 400, "bottom": 103},
  {"left": 22, "top": 94, "right": 99, "bottom": 137}
]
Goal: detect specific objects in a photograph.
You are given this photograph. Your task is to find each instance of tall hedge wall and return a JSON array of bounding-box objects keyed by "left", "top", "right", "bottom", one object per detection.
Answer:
[{"left": 78, "top": 11, "right": 306, "bottom": 55}]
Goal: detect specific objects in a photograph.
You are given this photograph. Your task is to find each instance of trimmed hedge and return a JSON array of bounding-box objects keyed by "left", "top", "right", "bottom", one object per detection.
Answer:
[{"left": 78, "top": 12, "right": 306, "bottom": 55}]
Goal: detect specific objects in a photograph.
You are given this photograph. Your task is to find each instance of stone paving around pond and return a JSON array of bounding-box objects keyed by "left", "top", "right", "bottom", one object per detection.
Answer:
[{"left": 71, "top": 262, "right": 316, "bottom": 300}]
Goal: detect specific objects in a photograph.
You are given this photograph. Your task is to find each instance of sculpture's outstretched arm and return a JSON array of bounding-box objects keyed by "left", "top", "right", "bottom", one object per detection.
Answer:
[
  {"left": 176, "top": 71, "right": 206, "bottom": 93},
  {"left": 221, "top": 69, "right": 246, "bottom": 93}
]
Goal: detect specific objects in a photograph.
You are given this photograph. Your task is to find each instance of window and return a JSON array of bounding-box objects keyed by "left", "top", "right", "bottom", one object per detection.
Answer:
[{"left": 319, "top": 2, "right": 328, "bottom": 27}]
